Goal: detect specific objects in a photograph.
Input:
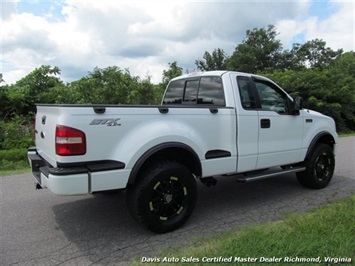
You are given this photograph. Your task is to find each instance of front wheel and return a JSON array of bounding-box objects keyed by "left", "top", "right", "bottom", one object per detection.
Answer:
[
  {"left": 296, "top": 143, "right": 335, "bottom": 189},
  {"left": 126, "top": 161, "right": 197, "bottom": 233}
]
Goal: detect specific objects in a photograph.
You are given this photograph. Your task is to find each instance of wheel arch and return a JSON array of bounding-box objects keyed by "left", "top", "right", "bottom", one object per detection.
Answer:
[
  {"left": 306, "top": 131, "right": 336, "bottom": 159},
  {"left": 127, "top": 142, "right": 202, "bottom": 186}
]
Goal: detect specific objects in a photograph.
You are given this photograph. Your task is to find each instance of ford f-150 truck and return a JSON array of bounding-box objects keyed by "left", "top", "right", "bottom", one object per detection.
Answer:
[{"left": 28, "top": 71, "right": 337, "bottom": 233}]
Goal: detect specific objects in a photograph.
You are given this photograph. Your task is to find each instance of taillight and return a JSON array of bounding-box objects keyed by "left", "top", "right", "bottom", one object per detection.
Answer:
[{"left": 55, "top": 125, "right": 86, "bottom": 156}]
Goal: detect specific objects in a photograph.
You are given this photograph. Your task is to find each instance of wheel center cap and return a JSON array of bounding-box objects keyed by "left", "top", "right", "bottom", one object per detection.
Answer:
[{"left": 164, "top": 194, "right": 173, "bottom": 204}]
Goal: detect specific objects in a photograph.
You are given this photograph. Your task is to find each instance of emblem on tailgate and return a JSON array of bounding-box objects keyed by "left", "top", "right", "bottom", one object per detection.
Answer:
[{"left": 90, "top": 118, "right": 121, "bottom": 126}]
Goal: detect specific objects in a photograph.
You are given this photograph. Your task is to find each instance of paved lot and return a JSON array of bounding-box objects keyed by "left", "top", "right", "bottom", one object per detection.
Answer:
[{"left": 1, "top": 137, "right": 354, "bottom": 265}]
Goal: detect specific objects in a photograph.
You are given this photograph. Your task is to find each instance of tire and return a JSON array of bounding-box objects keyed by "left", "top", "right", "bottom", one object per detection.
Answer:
[
  {"left": 126, "top": 161, "right": 197, "bottom": 233},
  {"left": 296, "top": 143, "right": 335, "bottom": 189}
]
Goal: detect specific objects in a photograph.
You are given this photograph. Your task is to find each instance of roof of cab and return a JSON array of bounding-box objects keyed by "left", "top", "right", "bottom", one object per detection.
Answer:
[
  {"left": 170, "top": 70, "right": 271, "bottom": 83},
  {"left": 171, "top": 70, "right": 228, "bottom": 81}
]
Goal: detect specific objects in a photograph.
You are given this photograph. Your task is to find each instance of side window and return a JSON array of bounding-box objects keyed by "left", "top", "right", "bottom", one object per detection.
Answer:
[
  {"left": 163, "top": 80, "right": 184, "bottom": 104},
  {"left": 163, "top": 76, "right": 225, "bottom": 105},
  {"left": 255, "top": 81, "right": 289, "bottom": 113},
  {"left": 184, "top": 80, "right": 199, "bottom": 102},
  {"left": 198, "top": 77, "right": 225, "bottom": 105},
  {"left": 237, "top": 77, "right": 256, "bottom": 109}
]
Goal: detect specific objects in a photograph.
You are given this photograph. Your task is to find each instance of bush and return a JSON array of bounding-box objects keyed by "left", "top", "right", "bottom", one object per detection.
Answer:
[
  {"left": 0, "top": 148, "right": 29, "bottom": 171},
  {"left": 0, "top": 148, "right": 28, "bottom": 161},
  {"left": 0, "top": 115, "right": 34, "bottom": 150},
  {"left": 0, "top": 116, "right": 33, "bottom": 171}
]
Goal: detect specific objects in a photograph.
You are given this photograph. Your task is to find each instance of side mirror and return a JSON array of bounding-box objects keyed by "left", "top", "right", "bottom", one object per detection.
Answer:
[{"left": 291, "top": 96, "right": 303, "bottom": 115}]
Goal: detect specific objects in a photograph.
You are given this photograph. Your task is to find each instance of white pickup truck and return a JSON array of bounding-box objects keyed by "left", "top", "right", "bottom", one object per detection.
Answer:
[{"left": 28, "top": 71, "right": 337, "bottom": 233}]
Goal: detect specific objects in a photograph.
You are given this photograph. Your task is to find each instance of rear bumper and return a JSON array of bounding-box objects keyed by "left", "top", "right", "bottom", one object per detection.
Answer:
[{"left": 27, "top": 147, "right": 130, "bottom": 195}]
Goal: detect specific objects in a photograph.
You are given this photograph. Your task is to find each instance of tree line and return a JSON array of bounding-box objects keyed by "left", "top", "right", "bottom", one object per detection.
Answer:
[
  {"left": 195, "top": 26, "right": 354, "bottom": 133},
  {"left": 0, "top": 25, "right": 354, "bottom": 153}
]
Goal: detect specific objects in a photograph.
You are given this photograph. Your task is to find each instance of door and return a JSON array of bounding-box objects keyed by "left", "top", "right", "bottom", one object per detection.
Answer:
[
  {"left": 253, "top": 78, "right": 304, "bottom": 169},
  {"left": 234, "top": 75, "right": 259, "bottom": 172}
]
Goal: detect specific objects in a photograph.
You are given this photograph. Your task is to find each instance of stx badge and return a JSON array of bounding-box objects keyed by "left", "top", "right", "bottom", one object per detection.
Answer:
[{"left": 90, "top": 118, "right": 121, "bottom": 126}]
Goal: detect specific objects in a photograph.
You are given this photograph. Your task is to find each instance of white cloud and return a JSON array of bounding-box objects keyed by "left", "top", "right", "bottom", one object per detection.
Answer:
[
  {"left": 0, "top": 0, "right": 18, "bottom": 20},
  {"left": 277, "top": 18, "right": 317, "bottom": 49},
  {"left": 305, "top": 1, "right": 354, "bottom": 51},
  {"left": 277, "top": 0, "right": 354, "bottom": 51},
  {"left": 1, "top": 0, "right": 353, "bottom": 85}
]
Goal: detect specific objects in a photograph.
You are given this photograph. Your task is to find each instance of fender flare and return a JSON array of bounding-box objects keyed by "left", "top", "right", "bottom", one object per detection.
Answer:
[
  {"left": 306, "top": 131, "right": 336, "bottom": 159},
  {"left": 127, "top": 142, "right": 202, "bottom": 185}
]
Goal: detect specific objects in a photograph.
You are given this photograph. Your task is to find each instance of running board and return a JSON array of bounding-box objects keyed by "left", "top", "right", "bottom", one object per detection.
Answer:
[{"left": 236, "top": 166, "right": 306, "bottom": 183}]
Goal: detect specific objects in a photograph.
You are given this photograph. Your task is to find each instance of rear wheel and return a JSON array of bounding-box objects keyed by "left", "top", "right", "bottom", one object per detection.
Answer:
[
  {"left": 126, "top": 161, "right": 197, "bottom": 233},
  {"left": 297, "top": 143, "right": 335, "bottom": 189}
]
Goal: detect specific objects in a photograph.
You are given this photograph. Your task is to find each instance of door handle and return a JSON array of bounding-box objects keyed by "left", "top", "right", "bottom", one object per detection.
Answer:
[{"left": 260, "top": 119, "right": 270, "bottom": 128}]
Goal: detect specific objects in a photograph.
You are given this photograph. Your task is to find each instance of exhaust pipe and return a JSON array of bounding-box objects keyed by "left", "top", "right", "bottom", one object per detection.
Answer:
[{"left": 34, "top": 182, "right": 43, "bottom": 190}]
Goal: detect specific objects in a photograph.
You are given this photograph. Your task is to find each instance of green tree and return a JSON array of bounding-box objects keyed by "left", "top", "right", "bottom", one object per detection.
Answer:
[
  {"left": 70, "top": 66, "right": 133, "bottom": 104},
  {"left": 10, "top": 65, "right": 63, "bottom": 115},
  {"left": 68, "top": 66, "right": 157, "bottom": 105},
  {"left": 0, "top": 115, "right": 34, "bottom": 150},
  {"left": 0, "top": 85, "right": 10, "bottom": 119},
  {"left": 328, "top": 52, "right": 355, "bottom": 131},
  {"left": 129, "top": 76, "right": 157, "bottom": 105},
  {"left": 162, "top": 62, "right": 183, "bottom": 86},
  {"left": 227, "top": 25, "right": 283, "bottom": 73},
  {"left": 265, "top": 64, "right": 354, "bottom": 132},
  {"left": 278, "top": 48, "right": 305, "bottom": 71},
  {"left": 329, "top": 51, "right": 355, "bottom": 77},
  {"left": 195, "top": 48, "right": 228, "bottom": 71},
  {"left": 51, "top": 82, "right": 80, "bottom": 104},
  {"left": 158, "top": 62, "right": 184, "bottom": 100},
  {"left": 292, "top": 39, "right": 343, "bottom": 70},
  {"left": 17, "top": 65, "right": 61, "bottom": 99}
]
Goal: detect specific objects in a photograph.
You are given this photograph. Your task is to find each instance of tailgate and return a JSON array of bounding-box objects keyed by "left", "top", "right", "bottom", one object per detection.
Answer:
[
  {"left": 35, "top": 105, "right": 102, "bottom": 167},
  {"left": 35, "top": 105, "right": 61, "bottom": 167}
]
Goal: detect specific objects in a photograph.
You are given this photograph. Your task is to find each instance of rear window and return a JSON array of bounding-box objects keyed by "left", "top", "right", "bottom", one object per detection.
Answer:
[
  {"left": 198, "top": 77, "right": 225, "bottom": 105},
  {"left": 163, "top": 76, "right": 225, "bottom": 105},
  {"left": 184, "top": 80, "right": 199, "bottom": 102},
  {"left": 163, "top": 79, "right": 184, "bottom": 104}
]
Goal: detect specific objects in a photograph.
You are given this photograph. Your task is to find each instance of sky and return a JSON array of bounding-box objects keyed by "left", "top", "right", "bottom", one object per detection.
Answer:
[{"left": 1, "top": 0, "right": 354, "bottom": 85}]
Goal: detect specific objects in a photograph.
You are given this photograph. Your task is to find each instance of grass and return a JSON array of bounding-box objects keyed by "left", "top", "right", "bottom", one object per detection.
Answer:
[
  {"left": 339, "top": 132, "right": 355, "bottom": 137},
  {"left": 0, "top": 159, "right": 30, "bottom": 176},
  {"left": 132, "top": 194, "right": 355, "bottom": 265},
  {"left": 0, "top": 148, "right": 30, "bottom": 175},
  {"left": 0, "top": 166, "right": 31, "bottom": 176}
]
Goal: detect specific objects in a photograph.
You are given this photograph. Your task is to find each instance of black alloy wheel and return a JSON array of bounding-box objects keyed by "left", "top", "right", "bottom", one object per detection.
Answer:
[
  {"left": 297, "top": 143, "right": 335, "bottom": 189},
  {"left": 126, "top": 161, "right": 197, "bottom": 233}
]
